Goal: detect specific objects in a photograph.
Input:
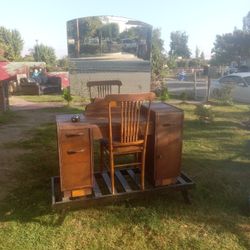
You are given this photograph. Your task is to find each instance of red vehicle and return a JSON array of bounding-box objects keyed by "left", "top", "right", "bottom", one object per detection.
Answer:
[
  {"left": 47, "top": 71, "right": 69, "bottom": 89},
  {"left": 0, "top": 61, "right": 69, "bottom": 94}
]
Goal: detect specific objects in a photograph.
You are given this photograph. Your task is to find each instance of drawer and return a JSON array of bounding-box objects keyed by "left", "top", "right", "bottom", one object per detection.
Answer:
[
  {"left": 157, "top": 113, "right": 183, "bottom": 127},
  {"left": 60, "top": 142, "right": 91, "bottom": 164},
  {"left": 59, "top": 128, "right": 90, "bottom": 143}
]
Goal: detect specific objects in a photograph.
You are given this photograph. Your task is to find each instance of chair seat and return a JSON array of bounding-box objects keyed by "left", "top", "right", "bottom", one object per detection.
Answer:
[{"left": 101, "top": 139, "right": 144, "bottom": 154}]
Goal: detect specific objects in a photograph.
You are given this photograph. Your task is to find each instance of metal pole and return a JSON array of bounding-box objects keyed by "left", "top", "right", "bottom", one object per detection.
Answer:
[
  {"left": 193, "top": 71, "right": 197, "bottom": 100},
  {"left": 206, "top": 66, "right": 211, "bottom": 102},
  {"left": 35, "top": 39, "right": 39, "bottom": 61}
]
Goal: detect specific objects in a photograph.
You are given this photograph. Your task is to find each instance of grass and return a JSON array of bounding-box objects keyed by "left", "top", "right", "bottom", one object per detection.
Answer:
[
  {"left": 0, "top": 103, "right": 250, "bottom": 249},
  {"left": 0, "top": 110, "right": 22, "bottom": 124},
  {"left": 18, "top": 94, "right": 88, "bottom": 104}
]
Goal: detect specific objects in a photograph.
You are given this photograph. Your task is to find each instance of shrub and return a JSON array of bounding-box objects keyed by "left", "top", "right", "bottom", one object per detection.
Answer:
[
  {"left": 160, "top": 87, "right": 170, "bottom": 101},
  {"left": 212, "top": 85, "right": 233, "bottom": 105},
  {"left": 194, "top": 104, "right": 214, "bottom": 123},
  {"left": 153, "top": 83, "right": 170, "bottom": 101},
  {"left": 179, "top": 92, "right": 188, "bottom": 101},
  {"left": 62, "top": 87, "right": 73, "bottom": 106}
]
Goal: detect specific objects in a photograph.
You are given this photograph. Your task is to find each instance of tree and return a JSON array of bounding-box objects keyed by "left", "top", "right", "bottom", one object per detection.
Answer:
[
  {"left": 33, "top": 44, "right": 56, "bottom": 67},
  {"left": 169, "top": 31, "right": 191, "bottom": 58},
  {"left": 57, "top": 56, "right": 69, "bottom": 71},
  {"left": 0, "top": 26, "right": 23, "bottom": 61},
  {"left": 195, "top": 46, "right": 200, "bottom": 59},
  {"left": 78, "top": 16, "right": 103, "bottom": 40},
  {"left": 211, "top": 29, "right": 250, "bottom": 65},
  {"left": 9, "top": 30, "right": 23, "bottom": 61},
  {"left": 243, "top": 11, "right": 250, "bottom": 31},
  {"left": 200, "top": 51, "right": 205, "bottom": 60},
  {"left": 99, "top": 23, "right": 119, "bottom": 40},
  {"left": 151, "top": 28, "right": 167, "bottom": 83}
]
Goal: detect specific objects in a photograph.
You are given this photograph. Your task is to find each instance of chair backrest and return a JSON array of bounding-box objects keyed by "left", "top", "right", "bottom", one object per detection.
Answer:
[
  {"left": 87, "top": 80, "right": 122, "bottom": 100},
  {"left": 105, "top": 92, "right": 155, "bottom": 146}
]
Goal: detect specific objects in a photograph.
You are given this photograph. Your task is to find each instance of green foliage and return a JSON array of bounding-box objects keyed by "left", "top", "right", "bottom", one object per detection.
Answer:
[
  {"left": 0, "top": 26, "right": 23, "bottom": 61},
  {"left": 243, "top": 11, "right": 250, "bottom": 31},
  {"left": 179, "top": 92, "right": 188, "bottom": 101},
  {"left": 160, "top": 86, "right": 170, "bottom": 101},
  {"left": 22, "top": 54, "right": 35, "bottom": 62},
  {"left": 154, "top": 84, "right": 170, "bottom": 101},
  {"left": 212, "top": 85, "right": 233, "bottom": 105},
  {"left": 62, "top": 87, "right": 73, "bottom": 105},
  {"left": 211, "top": 29, "right": 250, "bottom": 66},
  {"left": 0, "top": 110, "right": 20, "bottom": 124},
  {"left": 78, "top": 16, "right": 103, "bottom": 39},
  {"left": 33, "top": 44, "right": 56, "bottom": 66},
  {"left": 99, "top": 23, "right": 119, "bottom": 40},
  {"left": 56, "top": 56, "right": 69, "bottom": 71},
  {"left": 151, "top": 28, "right": 168, "bottom": 83},
  {"left": 169, "top": 31, "right": 191, "bottom": 58},
  {"left": 194, "top": 104, "right": 214, "bottom": 122}
]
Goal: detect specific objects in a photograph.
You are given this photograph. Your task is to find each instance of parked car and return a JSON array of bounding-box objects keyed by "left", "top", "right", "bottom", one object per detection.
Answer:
[{"left": 211, "top": 72, "right": 250, "bottom": 103}]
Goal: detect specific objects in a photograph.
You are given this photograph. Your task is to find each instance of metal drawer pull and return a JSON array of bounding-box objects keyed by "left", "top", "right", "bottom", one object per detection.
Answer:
[
  {"left": 67, "top": 148, "right": 85, "bottom": 154},
  {"left": 65, "top": 132, "right": 84, "bottom": 137}
]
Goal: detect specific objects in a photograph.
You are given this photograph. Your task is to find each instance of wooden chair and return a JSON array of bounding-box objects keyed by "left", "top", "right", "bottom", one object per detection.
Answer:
[
  {"left": 87, "top": 80, "right": 122, "bottom": 101},
  {"left": 100, "top": 92, "right": 155, "bottom": 194}
]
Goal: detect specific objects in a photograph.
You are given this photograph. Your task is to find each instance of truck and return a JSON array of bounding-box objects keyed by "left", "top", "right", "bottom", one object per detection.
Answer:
[{"left": 0, "top": 61, "right": 69, "bottom": 94}]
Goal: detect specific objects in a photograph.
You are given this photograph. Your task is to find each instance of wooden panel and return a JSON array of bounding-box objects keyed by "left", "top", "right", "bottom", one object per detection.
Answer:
[
  {"left": 60, "top": 142, "right": 91, "bottom": 164},
  {"left": 60, "top": 161, "right": 92, "bottom": 191},
  {"left": 144, "top": 103, "right": 184, "bottom": 187},
  {"left": 60, "top": 129, "right": 90, "bottom": 143}
]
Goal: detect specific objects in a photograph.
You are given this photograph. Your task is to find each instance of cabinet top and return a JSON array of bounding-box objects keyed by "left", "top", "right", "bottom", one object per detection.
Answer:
[{"left": 146, "top": 102, "right": 183, "bottom": 113}]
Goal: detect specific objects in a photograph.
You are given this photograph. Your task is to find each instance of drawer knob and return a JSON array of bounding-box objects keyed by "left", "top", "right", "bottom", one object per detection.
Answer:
[
  {"left": 157, "top": 154, "right": 163, "bottom": 159},
  {"left": 67, "top": 148, "right": 85, "bottom": 154}
]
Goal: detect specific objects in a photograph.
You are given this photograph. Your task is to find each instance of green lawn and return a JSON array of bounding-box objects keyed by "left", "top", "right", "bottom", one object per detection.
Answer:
[
  {"left": 18, "top": 94, "right": 87, "bottom": 104},
  {"left": 0, "top": 103, "right": 249, "bottom": 249},
  {"left": 0, "top": 110, "right": 21, "bottom": 124}
]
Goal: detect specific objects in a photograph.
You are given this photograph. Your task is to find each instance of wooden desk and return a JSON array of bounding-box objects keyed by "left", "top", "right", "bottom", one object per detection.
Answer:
[{"left": 56, "top": 102, "right": 183, "bottom": 199}]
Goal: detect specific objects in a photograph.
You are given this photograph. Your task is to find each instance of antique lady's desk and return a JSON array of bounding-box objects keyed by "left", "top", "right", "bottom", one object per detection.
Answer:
[{"left": 53, "top": 102, "right": 194, "bottom": 206}]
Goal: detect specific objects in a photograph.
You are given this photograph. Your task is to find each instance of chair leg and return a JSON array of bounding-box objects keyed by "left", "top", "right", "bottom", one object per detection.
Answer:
[
  {"left": 110, "top": 153, "right": 115, "bottom": 194},
  {"left": 100, "top": 142, "right": 103, "bottom": 173},
  {"left": 141, "top": 153, "right": 146, "bottom": 190}
]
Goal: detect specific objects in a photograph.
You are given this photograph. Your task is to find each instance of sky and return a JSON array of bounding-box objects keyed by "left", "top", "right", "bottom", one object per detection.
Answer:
[{"left": 1, "top": 0, "right": 249, "bottom": 59}]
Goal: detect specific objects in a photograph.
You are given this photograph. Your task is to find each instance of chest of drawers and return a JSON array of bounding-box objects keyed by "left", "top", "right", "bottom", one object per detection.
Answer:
[{"left": 57, "top": 122, "right": 93, "bottom": 199}]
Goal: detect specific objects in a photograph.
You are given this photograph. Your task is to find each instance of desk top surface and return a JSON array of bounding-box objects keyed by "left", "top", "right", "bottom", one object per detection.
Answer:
[{"left": 56, "top": 102, "right": 183, "bottom": 129}]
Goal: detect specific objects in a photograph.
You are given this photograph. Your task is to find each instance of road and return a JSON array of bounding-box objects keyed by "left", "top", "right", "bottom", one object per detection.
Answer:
[{"left": 165, "top": 79, "right": 208, "bottom": 99}]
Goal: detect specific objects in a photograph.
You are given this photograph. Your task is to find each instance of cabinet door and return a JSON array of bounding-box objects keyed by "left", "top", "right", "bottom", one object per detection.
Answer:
[
  {"left": 155, "top": 114, "right": 183, "bottom": 183},
  {"left": 59, "top": 128, "right": 93, "bottom": 191},
  {"left": 61, "top": 162, "right": 92, "bottom": 190}
]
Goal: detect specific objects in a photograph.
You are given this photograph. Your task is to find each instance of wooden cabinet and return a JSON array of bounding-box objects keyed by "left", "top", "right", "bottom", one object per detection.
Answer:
[
  {"left": 144, "top": 103, "right": 184, "bottom": 186},
  {"left": 56, "top": 117, "right": 93, "bottom": 199}
]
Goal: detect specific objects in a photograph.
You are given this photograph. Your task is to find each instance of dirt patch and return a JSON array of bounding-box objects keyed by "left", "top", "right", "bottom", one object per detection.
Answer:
[{"left": 10, "top": 96, "right": 64, "bottom": 111}]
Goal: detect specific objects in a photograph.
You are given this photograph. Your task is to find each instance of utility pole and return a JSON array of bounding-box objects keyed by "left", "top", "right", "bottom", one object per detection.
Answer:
[
  {"left": 35, "top": 39, "right": 39, "bottom": 61},
  {"left": 206, "top": 65, "right": 211, "bottom": 103}
]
